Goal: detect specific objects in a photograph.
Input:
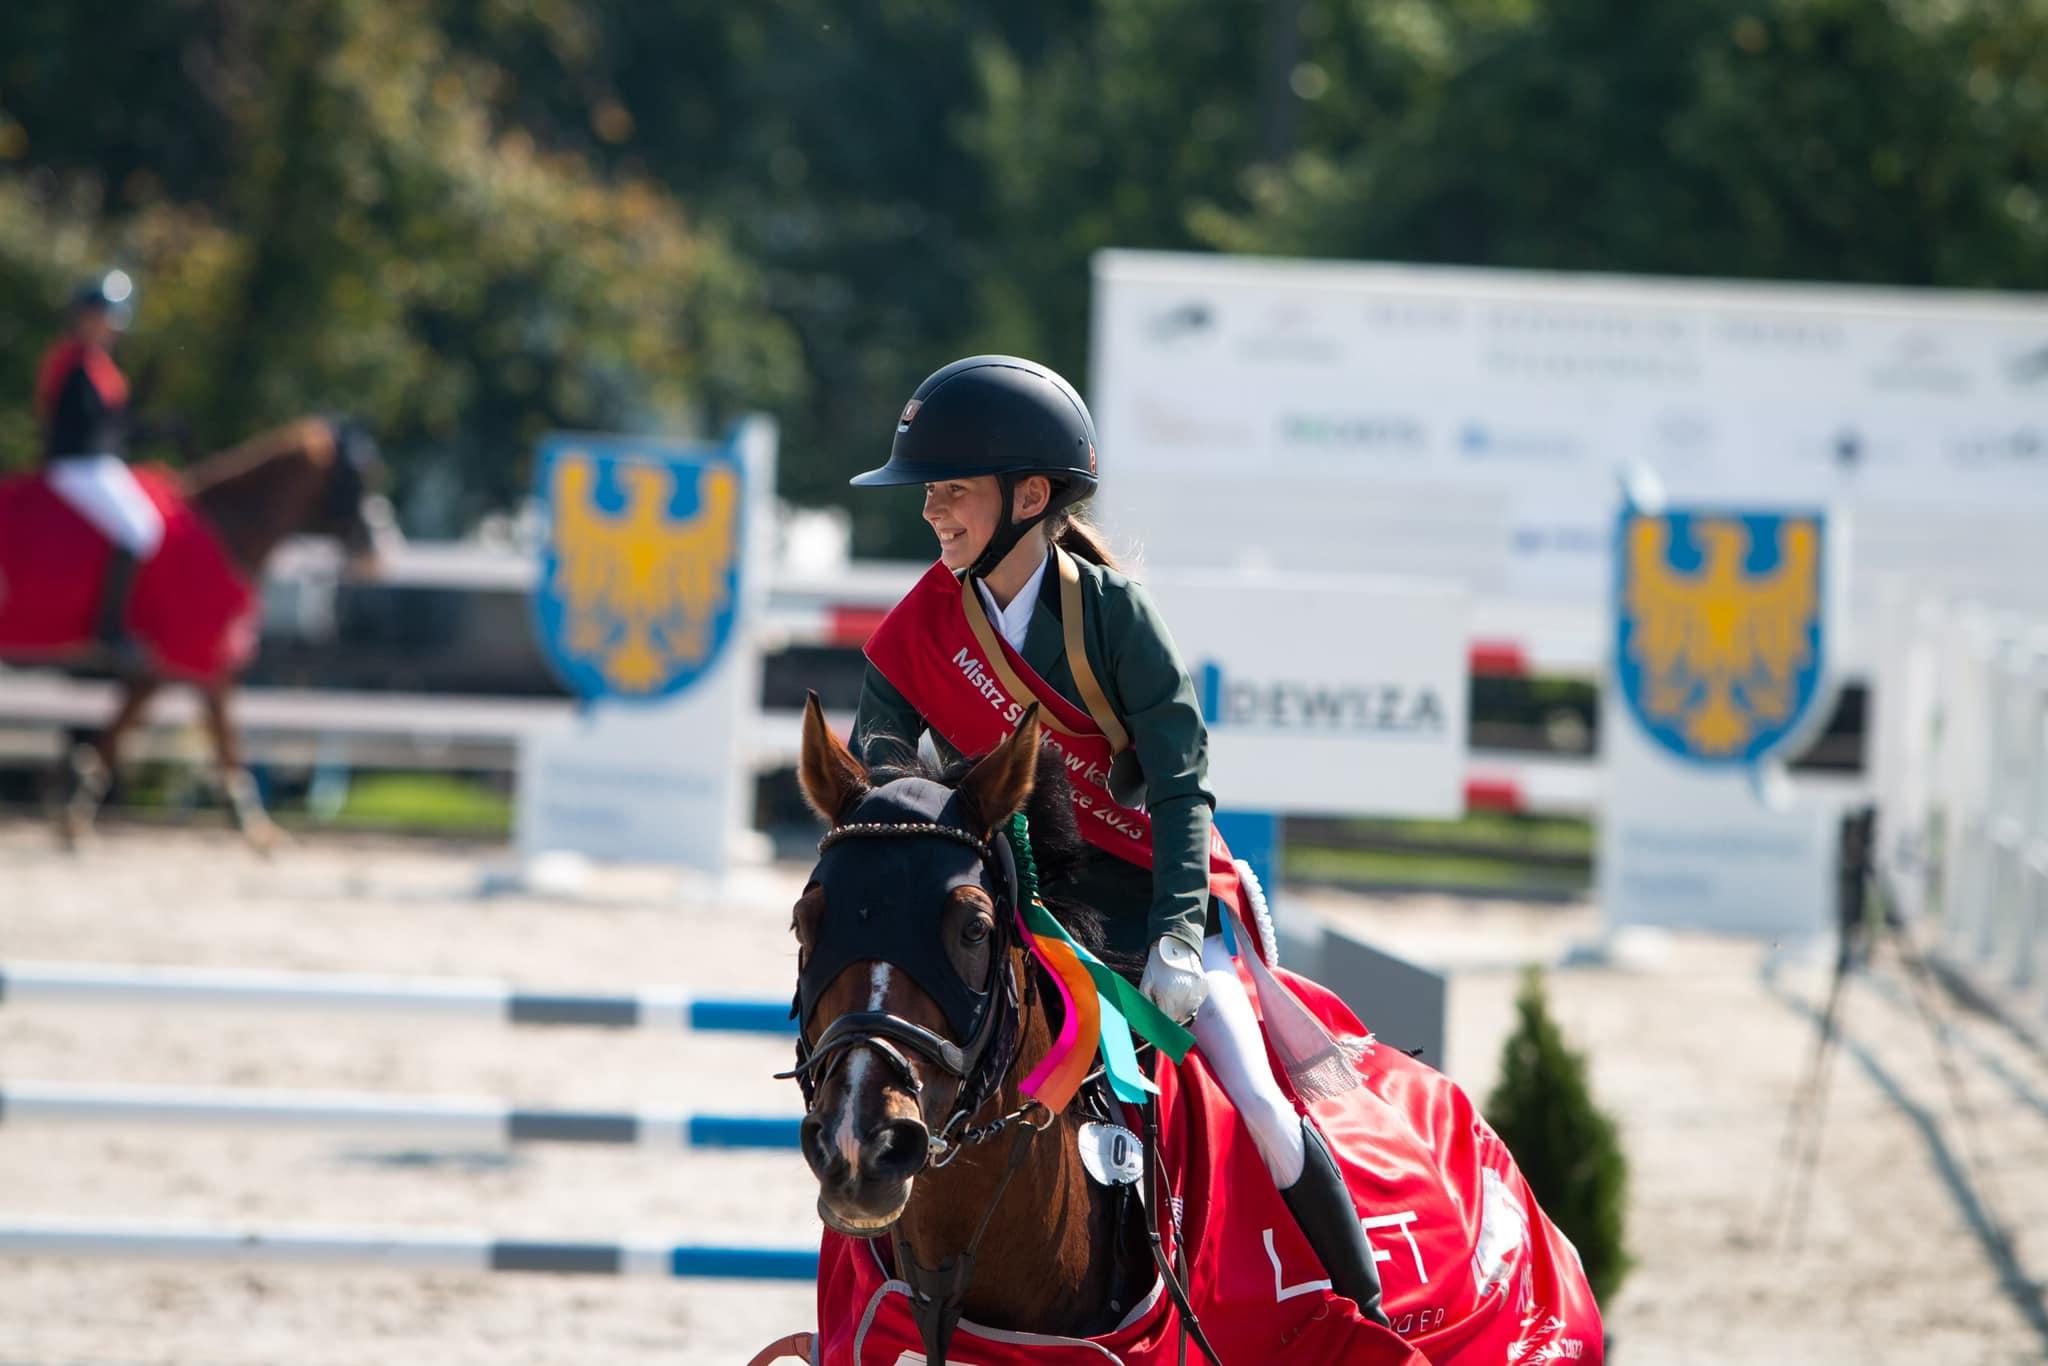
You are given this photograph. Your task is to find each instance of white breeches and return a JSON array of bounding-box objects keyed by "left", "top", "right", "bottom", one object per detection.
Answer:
[
  {"left": 1191, "top": 935, "right": 1307, "bottom": 1188},
  {"left": 46, "top": 455, "right": 164, "bottom": 558}
]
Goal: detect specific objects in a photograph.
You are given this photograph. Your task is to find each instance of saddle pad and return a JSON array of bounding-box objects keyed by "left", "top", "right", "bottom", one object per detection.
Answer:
[{"left": 0, "top": 466, "right": 259, "bottom": 683}]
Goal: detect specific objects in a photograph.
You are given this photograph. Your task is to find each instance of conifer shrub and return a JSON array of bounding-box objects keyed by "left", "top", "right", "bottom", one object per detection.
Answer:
[{"left": 1484, "top": 968, "right": 1631, "bottom": 1304}]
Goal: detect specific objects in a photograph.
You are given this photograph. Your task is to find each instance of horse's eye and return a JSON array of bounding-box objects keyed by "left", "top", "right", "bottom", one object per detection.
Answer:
[{"left": 962, "top": 915, "right": 992, "bottom": 946}]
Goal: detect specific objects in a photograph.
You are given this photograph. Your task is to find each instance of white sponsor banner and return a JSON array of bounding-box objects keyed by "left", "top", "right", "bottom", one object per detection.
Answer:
[
  {"left": 1090, "top": 250, "right": 2048, "bottom": 639},
  {"left": 1143, "top": 573, "right": 1468, "bottom": 818},
  {"left": 516, "top": 418, "right": 777, "bottom": 875}
]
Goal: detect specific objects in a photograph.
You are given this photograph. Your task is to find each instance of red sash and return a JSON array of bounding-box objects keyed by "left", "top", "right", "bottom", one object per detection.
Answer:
[{"left": 864, "top": 561, "right": 1244, "bottom": 919}]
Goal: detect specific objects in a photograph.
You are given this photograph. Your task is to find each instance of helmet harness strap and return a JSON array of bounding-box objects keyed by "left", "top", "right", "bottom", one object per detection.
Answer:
[{"left": 967, "top": 472, "right": 1082, "bottom": 582}]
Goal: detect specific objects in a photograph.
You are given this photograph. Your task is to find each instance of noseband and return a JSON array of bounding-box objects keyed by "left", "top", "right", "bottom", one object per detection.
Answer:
[{"left": 779, "top": 816, "right": 1033, "bottom": 1163}]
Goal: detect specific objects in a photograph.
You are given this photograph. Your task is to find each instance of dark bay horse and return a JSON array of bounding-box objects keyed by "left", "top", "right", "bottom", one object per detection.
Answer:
[
  {"left": 44, "top": 416, "right": 388, "bottom": 849},
  {"left": 785, "top": 695, "right": 1154, "bottom": 1362}
]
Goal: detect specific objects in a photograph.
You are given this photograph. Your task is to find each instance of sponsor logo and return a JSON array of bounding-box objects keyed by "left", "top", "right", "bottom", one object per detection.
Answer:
[
  {"left": 1713, "top": 315, "right": 1846, "bottom": 354},
  {"left": 1511, "top": 523, "right": 1606, "bottom": 558},
  {"left": 1237, "top": 303, "right": 1344, "bottom": 364},
  {"left": 2008, "top": 342, "right": 2048, "bottom": 387},
  {"left": 533, "top": 437, "right": 744, "bottom": 701},
  {"left": 1198, "top": 660, "right": 1448, "bottom": 735},
  {"left": 1483, "top": 303, "right": 1701, "bottom": 385},
  {"left": 1616, "top": 509, "right": 1827, "bottom": 765},
  {"left": 1135, "top": 399, "right": 1255, "bottom": 450},
  {"left": 1832, "top": 428, "right": 1865, "bottom": 470},
  {"left": 1947, "top": 426, "right": 2045, "bottom": 466},
  {"left": 1362, "top": 297, "right": 1462, "bottom": 333},
  {"left": 1278, "top": 412, "right": 1425, "bottom": 454},
  {"left": 1654, "top": 410, "right": 1715, "bottom": 452},
  {"left": 1459, "top": 422, "right": 1578, "bottom": 461},
  {"left": 1868, "top": 332, "right": 1971, "bottom": 394},
  {"left": 1146, "top": 299, "right": 1215, "bottom": 345}
]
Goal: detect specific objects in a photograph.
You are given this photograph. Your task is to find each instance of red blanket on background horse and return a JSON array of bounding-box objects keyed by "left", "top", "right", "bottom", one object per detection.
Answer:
[
  {"left": 0, "top": 467, "right": 258, "bottom": 683},
  {"left": 814, "top": 967, "right": 1603, "bottom": 1365}
]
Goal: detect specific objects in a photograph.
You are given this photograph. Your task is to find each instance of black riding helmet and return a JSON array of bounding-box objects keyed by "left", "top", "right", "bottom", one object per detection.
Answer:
[{"left": 852, "top": 355, "right": 1100, "bottom": 579}]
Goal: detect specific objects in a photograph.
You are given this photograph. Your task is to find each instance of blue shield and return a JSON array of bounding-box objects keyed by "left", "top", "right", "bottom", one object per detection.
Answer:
[
  {"left": 1615, "top": 509, "right": 1827, "bottom": 766},
  {"left": 531, "top": 433, "right": 745, "bottom": 702}
]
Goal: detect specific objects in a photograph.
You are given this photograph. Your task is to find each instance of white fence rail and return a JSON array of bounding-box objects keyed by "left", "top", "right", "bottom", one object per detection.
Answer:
[
  {"left": 0, "top": 670, "right": 1598, "bottom": 817},
  {"left": 1872, "top": 582, "right": 2048, "bottom": 1042}
]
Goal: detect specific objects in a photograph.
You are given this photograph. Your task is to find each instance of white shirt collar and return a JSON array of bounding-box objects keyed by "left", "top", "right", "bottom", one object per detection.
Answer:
[{"left": 975, "top": 552, "right": 1051, "bottom": 654}]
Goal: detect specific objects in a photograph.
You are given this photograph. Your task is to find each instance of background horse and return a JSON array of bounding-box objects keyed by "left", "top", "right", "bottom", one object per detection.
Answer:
[
  {"left": 15, "top": 417, "right": 389, "bottom": 849},
  {"left": 783, "top": 697, "right": 1600, "bottom": 1365}
]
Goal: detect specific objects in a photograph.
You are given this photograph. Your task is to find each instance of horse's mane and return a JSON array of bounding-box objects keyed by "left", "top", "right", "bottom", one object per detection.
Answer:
[
  {"left": 183, "top": 417, "right": 334, "bottom": 497},
  {"left": 870, "top": 746, "right": 1142, "bottom": 978}
]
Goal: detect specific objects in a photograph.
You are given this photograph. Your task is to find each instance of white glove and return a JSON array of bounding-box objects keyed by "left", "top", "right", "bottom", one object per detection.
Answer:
[{"left": 1139, "top": 935, "right": 1209, "bottom": 1023}]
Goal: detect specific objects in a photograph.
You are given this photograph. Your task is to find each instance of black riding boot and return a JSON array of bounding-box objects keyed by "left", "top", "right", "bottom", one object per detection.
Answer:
[
  {"left": 93, "top": 547, "right": 146, "bottom": 675},
  {"left": 1279, "top": 1119, "right": 1391, "bottom": 1327}
]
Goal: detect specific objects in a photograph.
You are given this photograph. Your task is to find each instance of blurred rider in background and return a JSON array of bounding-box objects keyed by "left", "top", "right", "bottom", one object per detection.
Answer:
[{"left": 35, "top": 269, "right": 156, "bottom": 672}]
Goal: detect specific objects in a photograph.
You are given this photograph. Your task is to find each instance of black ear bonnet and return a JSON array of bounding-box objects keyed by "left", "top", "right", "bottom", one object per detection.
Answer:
[{"left": 796, "top": 777, "right": 1020, "bottom": 1044}]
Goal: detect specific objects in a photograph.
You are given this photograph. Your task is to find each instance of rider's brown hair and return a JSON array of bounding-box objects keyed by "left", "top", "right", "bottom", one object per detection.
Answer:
[{"left": 1050, "top": 505, "right": 1119, "bottom": 571}]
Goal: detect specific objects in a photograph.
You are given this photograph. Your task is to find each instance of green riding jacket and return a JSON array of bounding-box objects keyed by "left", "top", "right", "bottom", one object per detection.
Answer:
[{"left": 851, "top": 552, "right": 1215, "bottom": 963}]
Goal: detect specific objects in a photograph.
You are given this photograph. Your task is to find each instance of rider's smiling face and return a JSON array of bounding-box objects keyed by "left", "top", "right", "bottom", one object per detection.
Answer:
[
  {"left": 921, "top": 474, "right": 1053, "bottom": 570},
  {"left": 922, "top": 476, "right": 1000, "bottom": 570}
]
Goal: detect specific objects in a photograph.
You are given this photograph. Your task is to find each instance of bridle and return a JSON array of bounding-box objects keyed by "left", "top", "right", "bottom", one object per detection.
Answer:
[
  {"left": 779, "top": 815, "right": 1044, "bottom": 1166},
  {"left": 781, "top": 795, "right": 1223, "bottom": 1366},
  {"left": 780, "top": 804, "right": 1060, "bottom": 1366}
]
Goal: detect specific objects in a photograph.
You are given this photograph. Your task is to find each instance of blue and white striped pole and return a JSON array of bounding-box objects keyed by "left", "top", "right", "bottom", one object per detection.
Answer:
[
  {"left": 0, "top": 1217, "right": 818, "bottom": 1280},
  {"left": 0, "top": 961, "right": 792, "bottom": 1035},
  {"left": 0, "top": 1082, "right": 802, "bottom": 1151}
]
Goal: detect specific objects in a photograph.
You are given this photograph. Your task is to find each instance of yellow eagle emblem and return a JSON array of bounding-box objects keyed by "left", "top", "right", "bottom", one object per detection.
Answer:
[
  {"left": 1620, "top": 513, "right": 1824, "bottom": 761},
  {"left": 541, "top": 453, "right": 741, "bottom": 697}
]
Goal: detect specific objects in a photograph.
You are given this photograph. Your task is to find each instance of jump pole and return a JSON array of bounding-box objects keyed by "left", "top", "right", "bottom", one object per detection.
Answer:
[
  {"left": 0, "top": 1217, "right": 818, "bottom": 1281},
  {"left": 0, "top": 961, "right": 791, "bottom": 1035},
  {"left": 0, "top": 1082, "right": 801, "bottom": 1151}
]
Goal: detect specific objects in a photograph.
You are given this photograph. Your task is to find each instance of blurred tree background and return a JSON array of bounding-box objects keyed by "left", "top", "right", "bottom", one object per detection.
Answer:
[{"left": 2, "top": 0, "right": 2042, "bottom": 551}]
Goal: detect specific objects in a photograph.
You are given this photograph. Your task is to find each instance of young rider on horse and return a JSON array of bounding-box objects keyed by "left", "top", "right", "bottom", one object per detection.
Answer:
[
  {"left": 849, "top": 355, "right": 1388, "bottom": 1325},
  {"left": 34, "top": 271, "right": 154, "bottom": 671}
]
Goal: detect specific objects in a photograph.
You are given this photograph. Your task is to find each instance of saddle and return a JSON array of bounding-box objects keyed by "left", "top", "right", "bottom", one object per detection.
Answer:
[{"left": 0, "top": 466, "right": 258, "bottom": 683}]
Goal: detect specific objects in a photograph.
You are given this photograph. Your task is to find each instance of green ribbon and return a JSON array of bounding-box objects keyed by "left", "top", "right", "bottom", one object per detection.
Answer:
[{"left": 1006, "top": 814, "right": 1192, "bottom": 1103}]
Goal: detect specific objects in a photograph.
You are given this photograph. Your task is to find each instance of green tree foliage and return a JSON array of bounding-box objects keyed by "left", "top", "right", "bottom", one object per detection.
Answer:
[
  {"left": 0, "top": 0, "right": 799, "bottom": 525},
  {"left": 2, "top": 1, "right": 2041, "bottom": 533},
  {"left": 1485, "top": 967, "right": 1631, "bottom": 1304},
  {"left": 1204, "top": 0, "right": 2048, "bottom": 289}
]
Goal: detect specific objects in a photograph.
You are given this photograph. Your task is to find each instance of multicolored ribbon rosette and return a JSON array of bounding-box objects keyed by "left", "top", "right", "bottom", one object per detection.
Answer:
[{"left": 1004, "top": 813, "right": 1193, "bottom": 1109}]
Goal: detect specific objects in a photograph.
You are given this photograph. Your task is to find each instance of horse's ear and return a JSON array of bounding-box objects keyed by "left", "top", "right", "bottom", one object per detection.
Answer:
[
  {"left": 961, "top": 705, "right": 1041, "bottom": 833},
  {"left": 798, "top": 691, "right": 869, "bottom": 824}
]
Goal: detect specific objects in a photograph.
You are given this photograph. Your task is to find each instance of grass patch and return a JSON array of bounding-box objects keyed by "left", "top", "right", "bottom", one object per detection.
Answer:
[
  {"left": 329, "top": 773, "right": 512, "bottom": 835},
  {"left": 1284, "top": 842, "right": 1591, "bottom": 894},
  {"left": 1314, "top": 811, "right": 1594, "bottom": 858}
]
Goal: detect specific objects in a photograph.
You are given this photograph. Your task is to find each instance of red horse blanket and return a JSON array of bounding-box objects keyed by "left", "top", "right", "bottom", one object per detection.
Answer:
[
  {"left": 814, "top": 969, "right": 1603, "bottom": 1365},
  {"left": 0, "top": 467, "right": 258, "bottom": 683}
]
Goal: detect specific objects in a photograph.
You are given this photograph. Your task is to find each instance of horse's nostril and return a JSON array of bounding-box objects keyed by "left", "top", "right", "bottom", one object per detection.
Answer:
[
  {"left": 862, "top": 1117, "right": 930, "bottom": 1182},
  {"left": 800, "top": 1116, "right": 842, "bottom": 1182}
]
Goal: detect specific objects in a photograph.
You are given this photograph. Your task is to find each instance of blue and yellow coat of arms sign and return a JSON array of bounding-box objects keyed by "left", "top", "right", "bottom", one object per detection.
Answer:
[
  {"left": 532, "top": 434, "right": 745, "bottom": 702},
  {"left": 1616, "top": 509, "right": 1829, "bottom": 766}
]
